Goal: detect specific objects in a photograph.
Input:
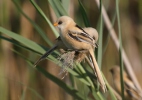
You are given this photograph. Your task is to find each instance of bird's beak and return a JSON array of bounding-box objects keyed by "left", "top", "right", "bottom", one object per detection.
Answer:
[{"left": 54, "top": 22, "right": 58, "bottom": 26}]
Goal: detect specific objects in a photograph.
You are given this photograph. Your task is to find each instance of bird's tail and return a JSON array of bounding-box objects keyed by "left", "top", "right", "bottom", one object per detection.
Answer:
[
  {"left": 88, "top": 49, "right": 107, "bottom": 93},
  {"left": 34, "top": 44, "right": 58, "bottom": 67}
]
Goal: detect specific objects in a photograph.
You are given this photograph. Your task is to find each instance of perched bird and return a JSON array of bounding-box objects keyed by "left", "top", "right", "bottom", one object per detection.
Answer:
[
  {"left": 53, "top": 16, "right": 106, "bottom": 92},
  {"left": 110, "top": 66, "right": 142, "bottom": 100},
  {"left": 34, "top": 27, "right": 98, "bottom": 66}
]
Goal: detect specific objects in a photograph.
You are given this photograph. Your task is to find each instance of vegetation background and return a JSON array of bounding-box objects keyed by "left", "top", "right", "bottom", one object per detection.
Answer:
[{"left": 0, "top": 0, "right": 142, "bottom": 100}]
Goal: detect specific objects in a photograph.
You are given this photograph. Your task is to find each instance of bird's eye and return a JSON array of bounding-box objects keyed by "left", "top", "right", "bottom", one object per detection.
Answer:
[{"left": 58, "top": 21, "right": 62, "bottom": 25}]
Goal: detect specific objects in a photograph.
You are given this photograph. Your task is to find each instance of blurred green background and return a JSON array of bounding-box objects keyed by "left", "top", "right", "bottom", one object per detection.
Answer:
[{"left": 0, "top": 0, "right": 142, "bottom": 100}]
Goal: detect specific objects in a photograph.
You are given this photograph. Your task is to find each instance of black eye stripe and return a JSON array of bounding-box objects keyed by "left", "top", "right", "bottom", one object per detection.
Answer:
[{"left": 58, "top": 21, "right": 62, "bottom": 25}]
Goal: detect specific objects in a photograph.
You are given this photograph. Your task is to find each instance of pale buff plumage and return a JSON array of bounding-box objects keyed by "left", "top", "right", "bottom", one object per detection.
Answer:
[
  {"left": 110, "top": 66, "right": 142, "bottom": 100},
  {"left": 33, "top": 16, "right": 106, "bottom": 92},
  {"left": 53, "top": 16, "right": 106, "bottom": 92},
  {"left": 34, "top": 27, "right": 98, "bottom": 67}
]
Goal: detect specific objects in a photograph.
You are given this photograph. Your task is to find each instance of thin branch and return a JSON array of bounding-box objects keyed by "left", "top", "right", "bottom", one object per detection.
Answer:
[{"left": 94, "top": 0, "right": 142, "bottom": 96}]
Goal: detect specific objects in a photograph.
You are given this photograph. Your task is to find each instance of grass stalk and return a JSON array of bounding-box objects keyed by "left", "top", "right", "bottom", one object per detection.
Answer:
[
  {"left": 115, "top": 0, "right": 125, "bottom": 99},
  {"left": 94, "top": 0, "right": 142, "bottom": 96}
]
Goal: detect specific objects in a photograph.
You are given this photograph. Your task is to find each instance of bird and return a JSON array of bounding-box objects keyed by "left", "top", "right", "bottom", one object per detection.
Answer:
[
  {"left": 34, "top": 27, "right": 98, "bottom": 67},
  {"left": 53, "top": 16, "right": 107, "bottom": 92},
  {"left": 110, "top": 66, "right": 142, "bottom": 100}
]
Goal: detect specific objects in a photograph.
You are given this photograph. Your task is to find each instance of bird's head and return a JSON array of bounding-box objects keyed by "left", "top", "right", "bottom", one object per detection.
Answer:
[
  {"left": 110, "top": 66, "right": 127, "bottom": 77},
  {"left": 54, "top": 16, "right": 76, "bottom": 31},
  {"left": 110, "top": 66, "right": 120, "bottom": 75}
]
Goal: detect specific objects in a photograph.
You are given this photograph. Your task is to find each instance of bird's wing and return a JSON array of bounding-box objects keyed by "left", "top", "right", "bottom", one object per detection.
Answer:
[
  {"left": 76, "top": 25, "right": 95, "bottom": 44},
  {"left": 124, "top": 78, "right": 137, "bottom": 91},
  {"left": 124, "top": 78, "right": 141, "bottom": 99},
  {"left": 67, "top": 25, "right": 95, "bottom": 46}
]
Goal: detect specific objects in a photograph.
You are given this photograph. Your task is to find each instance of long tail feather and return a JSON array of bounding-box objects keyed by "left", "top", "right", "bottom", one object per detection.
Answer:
[
  {"left": 34, "top": 44, "right": 58, "bottom": 67},
  {"left": 85, "top": 56, "right": 97, "bottom": 76},
  {"left": 88, "top": 49, "right": 107, "bottom": 92}
]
